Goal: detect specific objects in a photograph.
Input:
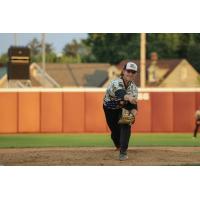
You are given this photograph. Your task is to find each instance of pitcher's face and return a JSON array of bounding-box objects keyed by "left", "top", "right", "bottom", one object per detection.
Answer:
[{"left": 123, "top": 69, "right": 137, "bottom": 82}]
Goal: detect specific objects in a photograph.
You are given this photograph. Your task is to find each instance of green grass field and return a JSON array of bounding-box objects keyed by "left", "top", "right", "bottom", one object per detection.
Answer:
[{"left": 0, "top": 133, "right": 199, "bottom": 148}]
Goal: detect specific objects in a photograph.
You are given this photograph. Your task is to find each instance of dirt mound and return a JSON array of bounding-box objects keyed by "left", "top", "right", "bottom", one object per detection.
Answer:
[{"left": 0, "top": 147, "right": 200, "bottom": 166}]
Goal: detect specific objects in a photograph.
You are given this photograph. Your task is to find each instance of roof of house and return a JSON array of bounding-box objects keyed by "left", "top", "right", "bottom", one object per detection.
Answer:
[
  {"left": 43, "top": 63, "right": 110, "bottom": 87},
  {"left": 68, "top": 63, "right": 109, "bottom": 87},
  {"left": 42, "top": 64, "right": 76, "bottom": 86},
  {"left": 116, "top": 59, "right": 183, "bottom": 86},
  {"left": 0, "top": 63, "right": 110, "bottom": 88}
]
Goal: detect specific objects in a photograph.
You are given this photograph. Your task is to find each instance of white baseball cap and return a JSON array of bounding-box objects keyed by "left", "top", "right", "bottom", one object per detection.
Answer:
[{"left": 125, "top": 62, "right": 138, "bottom": 72}]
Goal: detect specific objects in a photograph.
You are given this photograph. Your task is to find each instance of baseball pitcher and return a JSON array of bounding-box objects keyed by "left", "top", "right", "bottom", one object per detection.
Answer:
[{"left": 103, "top": 62, "right": 138, "bottom": 161}]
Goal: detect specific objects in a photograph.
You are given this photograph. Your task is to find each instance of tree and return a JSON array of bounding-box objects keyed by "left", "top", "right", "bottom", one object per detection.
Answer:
[
  {"left": 187, "top": 43, "right": 200, "bottom": 72},
  {"left": 62, "top": 39, "right": 81, "bottom": 57},
  {"left": 176, "top": 33, "right": 192, "bottom": 58},
  {"left": 46, "top": 52, "right": 57, "bottom": 63},
  {"left": 45, "top": 43, "right": 54, "bottom": 54},
  {"left": 27, "top": 38, "right": 41, "bottom": 56},
  {"left": 24, "top": 33, "right": 200, "bottom": 70},
  {"left": 83, "top": 33, "right": 140, "bottom": 64},
  {"left": 0, "top": 53, "right": 8, "bottom": 64},
  {"left": 62, "top": 39, "right": 94, "bottom": 63},
  {"left": 60, "top": 55, "right": 81, "bottom": 63},
  {"left": 146, "top": 33, "right": 181, "bottom": 59},
  {"left": 27, "top": 38, "right": 55, "bottom": 63}
]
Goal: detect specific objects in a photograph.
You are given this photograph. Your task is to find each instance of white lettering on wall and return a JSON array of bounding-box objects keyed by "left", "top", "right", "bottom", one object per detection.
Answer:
[{"left": 138, "top": 93, "right": 150, "bottom": 100}]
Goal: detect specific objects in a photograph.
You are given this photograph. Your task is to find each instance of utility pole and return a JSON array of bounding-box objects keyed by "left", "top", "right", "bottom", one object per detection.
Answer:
[
  {"left": 140, "top": 33, "right": 146, "bottom": 88},
  {"left": 41, "top": 33, "right": 46, "bottom": 73},
  {"left": 14, "top": 33, "right": 17, "bottom": 46}
]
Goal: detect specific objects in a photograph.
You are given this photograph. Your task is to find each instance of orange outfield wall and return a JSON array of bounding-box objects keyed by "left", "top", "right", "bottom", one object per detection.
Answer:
[
  {"left": 132, "top": 100, "right": 151, "bottom": 132},
  {"left": 63, "top": 92, "right": 85, "bottom": 133},
  {"left": 85, "top": 92, "right": 107, "bottom": 133},
  {"left": 18, "top": 92, "right": 40, "bottom": 132},
  {"left": 196, "top": 93, "right": 200, "bottom": 109},
  {"left": 41, "top": 92, "right": 63, "bottom": 132},
  {"left": 0, "top": 89, "right": 199, "bottom": 134},
  {"left": 0, "top": 92, "right": 17, "bottom": 133},
  {"left": 151, "top": 92, "right": 174, "bottom": 132},
  {"left": 173, "top": 92, "right": 196, "bottom": 132}
]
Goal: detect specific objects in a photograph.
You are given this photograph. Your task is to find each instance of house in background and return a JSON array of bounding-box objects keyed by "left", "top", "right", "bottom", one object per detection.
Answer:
[
  {"left": 115, "top": 52, "right": 200, "bottom": 88},
  {"left": 43, "top": 63, "right": 109, "bottom": 87},
  {"left": 0, "top": 63, "right": 110, "bottom": 88},
  {"left": 0, "top": 52, "right": 199, "bottom": 88},
  {"left": 159, "top": 59, "right": 200, "bottom": 87},
  {"left": 31, "top": 58, "right": 200, "bottom": 88}
]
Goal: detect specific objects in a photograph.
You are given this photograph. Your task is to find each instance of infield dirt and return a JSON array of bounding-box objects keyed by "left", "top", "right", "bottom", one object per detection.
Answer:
[{"left": 1, "top": 147, "right": 200, "bottom": 166}]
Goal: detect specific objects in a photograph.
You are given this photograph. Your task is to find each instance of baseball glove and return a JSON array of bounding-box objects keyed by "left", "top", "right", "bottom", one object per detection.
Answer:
[
  {"left": 118, "top": 108, "right": 135, "bottom": 125},
  {"left": 124, "top": 101, "right": 138, "bottom": 111}
]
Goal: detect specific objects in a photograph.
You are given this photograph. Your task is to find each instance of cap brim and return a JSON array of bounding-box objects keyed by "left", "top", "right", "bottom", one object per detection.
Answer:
[{"left": 126, "top": 67, "right": 137, "bottom": 72}]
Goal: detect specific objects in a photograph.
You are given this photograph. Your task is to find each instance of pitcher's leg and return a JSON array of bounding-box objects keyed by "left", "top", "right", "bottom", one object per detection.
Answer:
[
  {"left": 120, "top": 124, "right": 131, "bottom": 153},
  {"left": 111, "top": 127, "right": 120, "bottom": 148},
  {"left": 103, "top": 106, "right": 121, "bottom": 148}
]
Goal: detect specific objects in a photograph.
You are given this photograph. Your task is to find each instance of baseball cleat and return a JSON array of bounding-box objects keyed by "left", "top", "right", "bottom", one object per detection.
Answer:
[{"left": 119, "top": 152, "right": 128, "bottom": 161}]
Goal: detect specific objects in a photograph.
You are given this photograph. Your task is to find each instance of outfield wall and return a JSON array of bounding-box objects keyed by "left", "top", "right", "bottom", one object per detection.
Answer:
[{"left": 0, "top": 88, "right": 199, "bottom": 133}]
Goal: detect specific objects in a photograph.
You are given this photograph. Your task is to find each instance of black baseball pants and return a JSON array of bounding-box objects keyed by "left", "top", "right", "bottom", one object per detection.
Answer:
[{"left": 103, "top": 105, "right": 131, "bottom": 153}]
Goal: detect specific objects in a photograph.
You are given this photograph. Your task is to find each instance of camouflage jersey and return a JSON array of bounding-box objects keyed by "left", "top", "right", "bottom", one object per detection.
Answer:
[{"left": 103, "top": 77, "right": 138, "bottom": 109}]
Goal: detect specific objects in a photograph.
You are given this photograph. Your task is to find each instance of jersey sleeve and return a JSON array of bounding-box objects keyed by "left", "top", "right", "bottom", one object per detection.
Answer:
[
  {"left": 127, "top": 84, "right": 138, "bottom": 100},
  {"left": 134, "top": 86, "right": 138, "bottom": 100},
  {"left": 106, "top": 79, "right": 124, "bottom": 98}
]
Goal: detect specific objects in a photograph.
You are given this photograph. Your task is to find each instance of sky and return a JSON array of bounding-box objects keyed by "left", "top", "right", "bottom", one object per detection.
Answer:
[{"left": 0, "top": 33, "right": 88, "bottom": 55}]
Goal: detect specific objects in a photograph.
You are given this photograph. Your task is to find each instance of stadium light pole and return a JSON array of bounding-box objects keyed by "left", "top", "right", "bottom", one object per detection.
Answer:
[
  {"left": 41, "top": 33, "right": 46, "bottom": 73},
  {"left": 14, "top": 33, "right": 17, "bottom": 46},
  {"left": 140, "top": 33, "right": 146, "bottom": 88}
]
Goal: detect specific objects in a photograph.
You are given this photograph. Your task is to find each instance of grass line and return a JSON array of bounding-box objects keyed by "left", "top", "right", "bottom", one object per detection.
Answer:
[{"left": 0, "top": 133, "right": 199, "bottom": 148}]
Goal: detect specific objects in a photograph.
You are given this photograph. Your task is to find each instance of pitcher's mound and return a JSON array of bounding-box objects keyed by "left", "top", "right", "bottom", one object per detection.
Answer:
[{"left": 1, "top": 147, "right": 200, "bottom": 166}]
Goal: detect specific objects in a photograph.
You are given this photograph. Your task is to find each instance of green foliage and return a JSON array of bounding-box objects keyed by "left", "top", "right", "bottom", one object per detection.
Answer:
[
  {"left": 62, "top": 39, "right": 92, "bottom": 62},
  {"left": 27, "top": 38, "right": 41, "bottom": 56},
  {"left": 83, "top": 33, "right": 140, "bottom": 64},
  {"left": 27, "top": 38, "right": 56, "bottom": 63},
  {"left": 0, "top": 53, "right": 8, "bottom": 64},
  {"left": 46, "top": 52, "right": 57, "bottom": 63},
  {"left": 147, "top": 33, "right": 181, "bottom": 58},
  {"left": 60, "top": 55, "right": 81, "bottom": 63},
  {"left": 186, "top": 43, "right": 200, "bottom": 72},
  {"left": 81, "top": 33, "right": 200, "bottom": 72},
  {"left": 63, "top": 39, "right": 81, "bottom": 57},
  {"left": 45, "top": 43, "right": 54, "bottom": 54},
  {"left": 1, "top": 34, "right": 200, "bottom": 71}
]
